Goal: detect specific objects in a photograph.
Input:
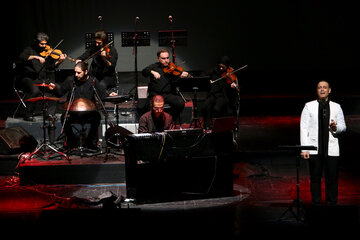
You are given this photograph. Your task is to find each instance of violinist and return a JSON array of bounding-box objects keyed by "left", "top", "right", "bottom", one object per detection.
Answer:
[
  {"left": 17, "top": 32, "right": 67, "bottom": 121},
  {"left": 201, "top": 56, "right": 240, "bottom": 129},
  {"left": 76, "top": 30, "right": 118, "bottom": 91},
  {"left": 142, "top": 49, "right": 190, "bottom": 123}
]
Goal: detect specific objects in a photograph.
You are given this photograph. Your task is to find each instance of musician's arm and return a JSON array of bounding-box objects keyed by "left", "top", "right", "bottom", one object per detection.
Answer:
[
  {"left": 76, "top": 45, "right": 93, "bottom": 63},
  {"left": 138, "top": 114, "right": 150, "bottom": 133}
]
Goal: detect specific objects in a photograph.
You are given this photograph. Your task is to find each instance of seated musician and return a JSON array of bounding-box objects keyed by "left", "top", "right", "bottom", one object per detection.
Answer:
[
  {"left": 141, "top": 49, "right": 189, "bottom": 123},
  {"left": 138, "top": 95, "right": 175, "bottom": 133},
  {"left": 51, "top": 62, "right": 116, "bottom": 150},
  {"left": 75, "top": 30, "right": 118, "bottom": 91},
  {"left": 201, "top": 56, "right": 239, "bottom": 129},
  {"left": 17, "top": 32, "right": 67, "bottom": 121}
]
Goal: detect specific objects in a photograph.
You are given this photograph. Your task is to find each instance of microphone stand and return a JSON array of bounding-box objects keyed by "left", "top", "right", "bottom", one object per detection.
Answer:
[
  {"left": 133, "top": 17, "right": 139, "bottom": 100},
  {"left": 60, "top": 80, "right": 76, "bottom": 137},
  {"left": 91, "top": 79, "right": 113, "bottom": 161},
  {"left": 92, "top": 79, "right": 110, "bottom": 124},
  {"left": 169, "top": 16, "right": 176, "bottom": 63},
  {"left": 125, "top": 17, "right": 140, "bottom": 99},
  {"left": 233, "top": 74, "right": 241, "bottom": 145}
]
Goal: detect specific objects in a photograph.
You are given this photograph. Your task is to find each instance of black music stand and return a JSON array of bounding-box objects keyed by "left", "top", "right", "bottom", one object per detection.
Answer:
[
  {"left": 182, "top": 76, "right": 210, "bottom": 128},
  {"left": 121, "top": 30, "right": 150, "bottom": 99},
  {"left": 158, "top": 30, "right": 187, "bottom": 63},
  {"left": 277, "top": 145, "right": 317, "bottom": 223},
  {"left": 85, "top": 32, "right": 114, "bottom": 49}
]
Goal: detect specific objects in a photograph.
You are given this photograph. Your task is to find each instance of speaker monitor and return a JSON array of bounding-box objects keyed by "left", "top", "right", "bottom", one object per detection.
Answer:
[{"left": 0, "top": 126, "right": 37, "bottom": 155}]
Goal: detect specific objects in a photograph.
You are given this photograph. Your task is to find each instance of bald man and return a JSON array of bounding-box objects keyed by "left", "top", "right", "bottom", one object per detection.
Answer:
[{"left": 138, "top": 95, "right": 175, "bottom": 133}]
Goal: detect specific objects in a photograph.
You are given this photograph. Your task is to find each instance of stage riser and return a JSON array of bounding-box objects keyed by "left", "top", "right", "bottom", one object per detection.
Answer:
[
  {"left": 19, "top": 162, "right": 126, "bottom": 185},
  {"left": 5, "top": 103, "right": 192, "bottom": 143},
  {"left": 6, "top": 120, "right": 63, "bottom": 143},
  {"left": 6, "top": 119, "right": 139, "bottom": 143}
]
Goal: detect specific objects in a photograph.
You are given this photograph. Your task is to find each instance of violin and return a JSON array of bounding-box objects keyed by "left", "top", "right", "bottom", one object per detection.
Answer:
[
  {"left": 102, "top": 44, "right": 111, "bottom": 57},
  {"left": 84, "top": 40, "right": 113, "bottom": 63},
  {"left": 163, "top": 62, "right": 183, "bottom": 76},
  {"left": 40, "top": 45, "right": 75, "bottom": 62},
  {"left": 219, "top": 67, "right": 240, "bottom": 92},
  {"left": 210, "top": 64, "right": 248, "bottom": 88},
  {"left": 163, "top": 62, "right": 192, "bottom": 77},
  {"left": 222, "top": 67, "right": 238, "bottom": 85}
]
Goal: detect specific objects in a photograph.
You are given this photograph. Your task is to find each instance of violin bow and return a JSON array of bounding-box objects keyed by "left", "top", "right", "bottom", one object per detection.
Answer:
[
  {"left": 44, "top": 39, "right": 64, "bottom": 60},
  {"left": 210, "top": 64, "right": 248, "bottom": 84},
  {"left": 84, "top": 40, "right": 114, "bottom": 63}
]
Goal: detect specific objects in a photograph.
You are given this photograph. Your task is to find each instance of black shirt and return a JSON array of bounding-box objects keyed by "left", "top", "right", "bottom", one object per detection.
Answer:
[
  {"left": 142, "top": 62, "right": 181, "bottom": 96},
  {"left": 77, "top": 44, "right": 118, "bottom": 80},
  {"left": 318, "top": 99, "right": 330, "bottom": 157},
  {"left": 54, "top": 75, "right": 107, "bottom": 102},
  {"left": 202, "top": 67, "right": 228, "bottom": 97},
  {"left": 18, "top": 45, "right": 58, "bottom": 82}
]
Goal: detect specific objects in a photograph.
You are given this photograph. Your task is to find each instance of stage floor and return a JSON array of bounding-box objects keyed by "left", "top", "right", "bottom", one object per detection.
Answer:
[
  {"left": 1, "top": 98, "right": 360, "bottom": 237},
  {"left": 1, "top": 150, "right": 360, "bottom": 238}
]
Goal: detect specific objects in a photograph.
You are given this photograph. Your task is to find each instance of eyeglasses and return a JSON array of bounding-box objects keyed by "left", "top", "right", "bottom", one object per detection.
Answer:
[{"left": 153, "top": 107, "right": 164, "bottom": 112}]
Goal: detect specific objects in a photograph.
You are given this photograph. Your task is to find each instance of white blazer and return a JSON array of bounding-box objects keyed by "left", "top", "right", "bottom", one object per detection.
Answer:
[{"left": 300, "top": 100, "right": 346, "bottom": 156}]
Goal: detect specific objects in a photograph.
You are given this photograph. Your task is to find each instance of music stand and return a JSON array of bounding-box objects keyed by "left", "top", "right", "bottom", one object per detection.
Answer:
[
  {"left": 277, "top": 145, "right": 317, "bottom": 223},
  {"left": 121, "top": 31, "right": 150, "bottom": 47},
  {"left": 85, "top": 32, "right": 114, "bottom": 49},
  {"left": 121, "top": 30, "right": 150, "bottom": 99},
  {"left": 158, "top": 30, "right": 187, "bottom": 46},
  {"left": 181, "top": 76, "right": 210, "bottom": 128},
  {"left": 158, "top": 29, "right": 187, "bottom": 63}
]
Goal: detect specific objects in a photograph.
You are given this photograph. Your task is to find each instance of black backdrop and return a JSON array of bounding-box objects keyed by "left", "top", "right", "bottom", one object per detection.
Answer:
[{"left": 5, "top": 0, "right": 359, "bottom": 99}]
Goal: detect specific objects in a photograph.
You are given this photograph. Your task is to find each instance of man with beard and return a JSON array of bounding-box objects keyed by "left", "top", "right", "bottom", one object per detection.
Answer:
[
  {"left": 51, "top": 62, "right": 117, "bottom": 150},
  {"left": 75, "top": 30, "right": 118, "bottom": 91},
  {"left": 138, "top": 95, "right": 174, "bottom": 133},
  {"left": 17, "top": 32, "right": 66, "bottom": 121}
]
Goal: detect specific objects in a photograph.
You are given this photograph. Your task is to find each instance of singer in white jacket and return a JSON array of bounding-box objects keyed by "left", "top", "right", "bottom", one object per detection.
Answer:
[{"left": 300, "top": 80, "right": 346, "bottom": 205}]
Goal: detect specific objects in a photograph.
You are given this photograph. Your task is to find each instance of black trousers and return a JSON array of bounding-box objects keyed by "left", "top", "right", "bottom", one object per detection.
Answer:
[
  {"left": 201, "top": 94, "right": 231, "bottom": 129},
  {"left": 308, "top": 155, "right": 339, "bottom": 205}
]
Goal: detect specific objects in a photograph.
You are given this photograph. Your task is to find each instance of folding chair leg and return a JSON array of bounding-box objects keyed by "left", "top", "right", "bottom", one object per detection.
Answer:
[{"left": 12, "top": 89, "right": 27, "bottom": 118}]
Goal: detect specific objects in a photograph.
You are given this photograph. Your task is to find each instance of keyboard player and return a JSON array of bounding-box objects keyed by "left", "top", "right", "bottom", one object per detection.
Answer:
[{"left": 138, "top": 95, "right": 175, "bottom": 133}]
